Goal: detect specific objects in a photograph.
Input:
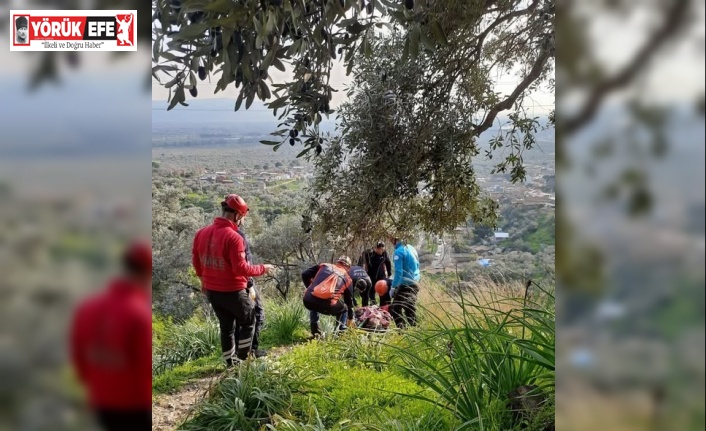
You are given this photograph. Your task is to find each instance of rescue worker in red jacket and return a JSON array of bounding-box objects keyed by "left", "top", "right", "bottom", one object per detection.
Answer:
[
  {"left": 301, "top": 256, "right": 356, "bottom": 337},
  {"left": 192, "top": 194, "right": 274, "bottom": 366},
  {"left": 69, "top": 240, "right": 152, "bottom": 431}
]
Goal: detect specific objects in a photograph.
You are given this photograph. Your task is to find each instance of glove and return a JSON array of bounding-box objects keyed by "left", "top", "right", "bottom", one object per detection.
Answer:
[
  {"left": 347, "top": 319, "right": 356, "bottom": 328},
  {"left": 246, "top": 287, "right": 257, "bottom": 301}
]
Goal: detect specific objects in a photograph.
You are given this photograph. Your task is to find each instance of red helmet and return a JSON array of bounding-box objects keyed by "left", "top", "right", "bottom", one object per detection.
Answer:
[
  {"left": 375, "top": 280, "right": 388, "bottom": 297},
  {"left": 123, "top": 239, "right": 152, "bottom": 275},
  {"left": 224, "top": 194, "right": 249, "bottom": 215}
]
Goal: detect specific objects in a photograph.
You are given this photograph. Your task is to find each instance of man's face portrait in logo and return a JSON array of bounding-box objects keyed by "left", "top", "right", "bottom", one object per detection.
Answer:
[{"left": 15, "top": 16, "right": 29, "bottom": 44}]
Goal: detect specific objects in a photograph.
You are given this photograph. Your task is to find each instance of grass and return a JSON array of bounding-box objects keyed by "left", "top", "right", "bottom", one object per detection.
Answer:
[
  {"left": 259, "top": 298, "right": 310, "bottom": 348},
  {"left": 282, "top": 337, "right": 452, "bottom": 428},
  {"left": 153, "top": 354, "right": 223, "bottom": 395},
  {"left": 155, "top": 275, "right": 555, "bottom": 431},
  {"left": 520, "top": 214, "right": 555, "bottom": 253},
  {"left": 179, "top": 361, "right": 317, "bottom": 431},
  {"left": 153, "top": 314, "right": 220, "bottom": 375},
  {"left": 386, "top": 277, "right": 555, "bottom": 430}
]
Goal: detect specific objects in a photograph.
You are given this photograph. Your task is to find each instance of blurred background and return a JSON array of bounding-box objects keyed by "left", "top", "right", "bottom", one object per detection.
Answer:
[
  {"left": 556, "top": 0, "right": 704, "bottom": 430},
  {"left": 0, "top": 0, "right": 150, "bottom": 429}
]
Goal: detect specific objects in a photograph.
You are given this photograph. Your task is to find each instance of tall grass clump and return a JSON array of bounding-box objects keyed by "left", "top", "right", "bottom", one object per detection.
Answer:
[
  {"left": 179, "top": 361, "right": 315, "bottom": 431},
  {"left": 265, "top": 407, "right": 448, "bottom": 430},
  {"left": 260, "top": 297, "right": 308, "bottom": 346},
  {"left": 153, "top": 314, "right": 220, "bottom": 375},
  {"left": 388, "top": 276, "right": 555, "bottom": 431},
  {"left": 278, "top": 337, "right": 453, "bottom": 428}
]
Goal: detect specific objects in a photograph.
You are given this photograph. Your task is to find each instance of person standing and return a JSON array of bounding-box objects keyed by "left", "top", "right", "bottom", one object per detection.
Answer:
[
  {"left": 69, "top": 240, "right": 152, "bottom": 431},
  {"left": 301, "top": 256, "right": 355, "bottom": 337},
  {"left": 233, "top": 222, "right": 267, "bottom": 358},
  {"left": 389, "top": 236, "right": 420, "bottom": 329},
  {"left": 360, "top": 242, "right": 392, "bottom": 305},
  {"left": 192, "top": 194, "right": 274, "bottom": 366}
]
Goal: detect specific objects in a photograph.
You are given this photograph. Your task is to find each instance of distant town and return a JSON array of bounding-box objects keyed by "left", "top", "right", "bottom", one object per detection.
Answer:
[{"left": 198, "top": 166, "right": 314, "bottom": 186}]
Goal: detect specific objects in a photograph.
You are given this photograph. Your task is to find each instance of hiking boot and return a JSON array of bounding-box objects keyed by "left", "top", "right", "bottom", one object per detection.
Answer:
[
  {"left": 225, "top": 357, "right": 242, "bottom": 368},
  {"left": 310, "top": 322, "right": 321, "bottom": 338},
  {"left": 253, "top": 349, "right": 268, "bottom": 358},
  {"left": 308, "top": 332, "right": 325, "bottom": 341}
]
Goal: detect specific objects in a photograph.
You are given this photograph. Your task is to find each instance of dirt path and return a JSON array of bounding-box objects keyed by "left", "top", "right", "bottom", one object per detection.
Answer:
[
  {"left": 152, "top": 375, "right": 218, "bottom": 431},
  {"left": 151, "top": 346, "right": 295, "bottom": 430}
]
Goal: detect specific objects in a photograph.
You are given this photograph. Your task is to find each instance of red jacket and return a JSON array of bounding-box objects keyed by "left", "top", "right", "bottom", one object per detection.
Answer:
[
  {"left": 69, "top": 278, "right": 151, "bottom": 410},
  {"left": 192, "top": 217, "right": 266, "bottom": 292}
]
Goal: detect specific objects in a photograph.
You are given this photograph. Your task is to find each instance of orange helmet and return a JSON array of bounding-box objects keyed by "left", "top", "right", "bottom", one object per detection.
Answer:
[
  {"left": 375, "top": 280, "right": 388, "bottom": 297},
  {"left": 223, "top": 194, "right": 249, "bottom": 215}
]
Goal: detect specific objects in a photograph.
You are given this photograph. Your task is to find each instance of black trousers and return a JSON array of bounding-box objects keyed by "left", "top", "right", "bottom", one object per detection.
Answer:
[
  {"left": 360, "top": 280, "right": 377, "bottom": 307},
  {"left": 205, "top": 289, "right": 255, "bottom": 363},
  {"left": 95, "top": 409, "right": 151, "bottom": 431},
  {"left": 390, "top": 283, "right": 419, "bottom": 329},
  {"left": 235, "top": 285, "right": 265, "bottom": 351},
  {"left": 379, "top": 291, "right": 392, "bottom": 307},
  {"left": 303, "top": 291, "right": 348, "bottom": 334}
]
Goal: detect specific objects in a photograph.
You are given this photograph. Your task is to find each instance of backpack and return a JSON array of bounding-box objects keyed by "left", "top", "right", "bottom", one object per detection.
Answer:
[{"left": 311, "top": 263, "right": 352, "bottom": 301}]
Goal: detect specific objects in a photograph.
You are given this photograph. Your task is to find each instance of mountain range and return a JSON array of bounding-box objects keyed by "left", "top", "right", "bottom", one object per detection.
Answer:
[{"left": 152, "top": 98, "right": 555, "bottom": 150}]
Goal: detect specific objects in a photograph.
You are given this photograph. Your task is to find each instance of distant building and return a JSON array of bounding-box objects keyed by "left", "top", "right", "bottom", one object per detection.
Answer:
[{"left": 494, "top": 232, "right": 509, "bottom": 241}]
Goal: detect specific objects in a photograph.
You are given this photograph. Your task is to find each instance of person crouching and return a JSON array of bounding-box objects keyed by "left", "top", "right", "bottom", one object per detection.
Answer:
[{"left": 301, "top": 256, "right": 355, "bottom": 338}]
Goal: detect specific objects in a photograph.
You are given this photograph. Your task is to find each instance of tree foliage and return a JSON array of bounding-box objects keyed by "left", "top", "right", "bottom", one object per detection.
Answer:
[
  {"left": 152, "top": 0, "right": 555, "bottom": 241},
  {"left": 152, "top": 181, "right": 207, "bottom": 319},
  {"left": 153, "top": 0, "right": 554, "bottom": 144},
  {"left": 253, "top": 214, "right": 329, "bottom": 299}
]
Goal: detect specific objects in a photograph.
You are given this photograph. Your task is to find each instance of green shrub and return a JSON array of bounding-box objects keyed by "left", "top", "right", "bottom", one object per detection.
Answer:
[
  {"left": 153, "top": 315, "right": 220, "bottom": 375},
  {"left": 179, "top": 361, "right": 315, "bottom": 431},
  {"left": 260, "top": 299, "right": 309, "bottom": 347},
  {"left": 152, "top": 354, "right": 222, "bottom": 395},
  {"left": 386, "top": 286, "right": 555, "bottom": 431},
  {"left": 152, "top": 314, "right": 170, "bottom": 349}
]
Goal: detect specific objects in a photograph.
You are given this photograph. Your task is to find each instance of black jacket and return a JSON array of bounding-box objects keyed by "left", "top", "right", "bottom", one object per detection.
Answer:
[{"left": 361, "top": 250, "right": 392, "bottom": 282}]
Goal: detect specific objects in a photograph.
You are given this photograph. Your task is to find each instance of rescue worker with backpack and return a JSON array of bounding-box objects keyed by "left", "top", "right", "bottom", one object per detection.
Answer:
[
  {"left": 301, "top": 256, "right": 356, "bottom": 337},
  {"left": 192, "top": 194, "right": 275, "bottom": 366}
]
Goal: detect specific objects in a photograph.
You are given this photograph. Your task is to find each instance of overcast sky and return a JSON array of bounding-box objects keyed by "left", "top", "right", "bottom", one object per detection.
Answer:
[{"left": 150, "top": 52, "right": 556, "bottom": 117}]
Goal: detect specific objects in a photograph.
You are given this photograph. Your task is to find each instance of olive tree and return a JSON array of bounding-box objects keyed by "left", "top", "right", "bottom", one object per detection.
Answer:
[
  {"left": 152, "top": 0, "right": 555, "bottom": 240},
  {"left": 152, "top": 181, "right": 207, "bottom": 320}
]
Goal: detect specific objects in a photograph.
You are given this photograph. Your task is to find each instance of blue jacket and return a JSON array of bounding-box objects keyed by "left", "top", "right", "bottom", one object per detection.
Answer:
[{"left": 391, "top": 242, "right": 420, "bottom": 288}]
